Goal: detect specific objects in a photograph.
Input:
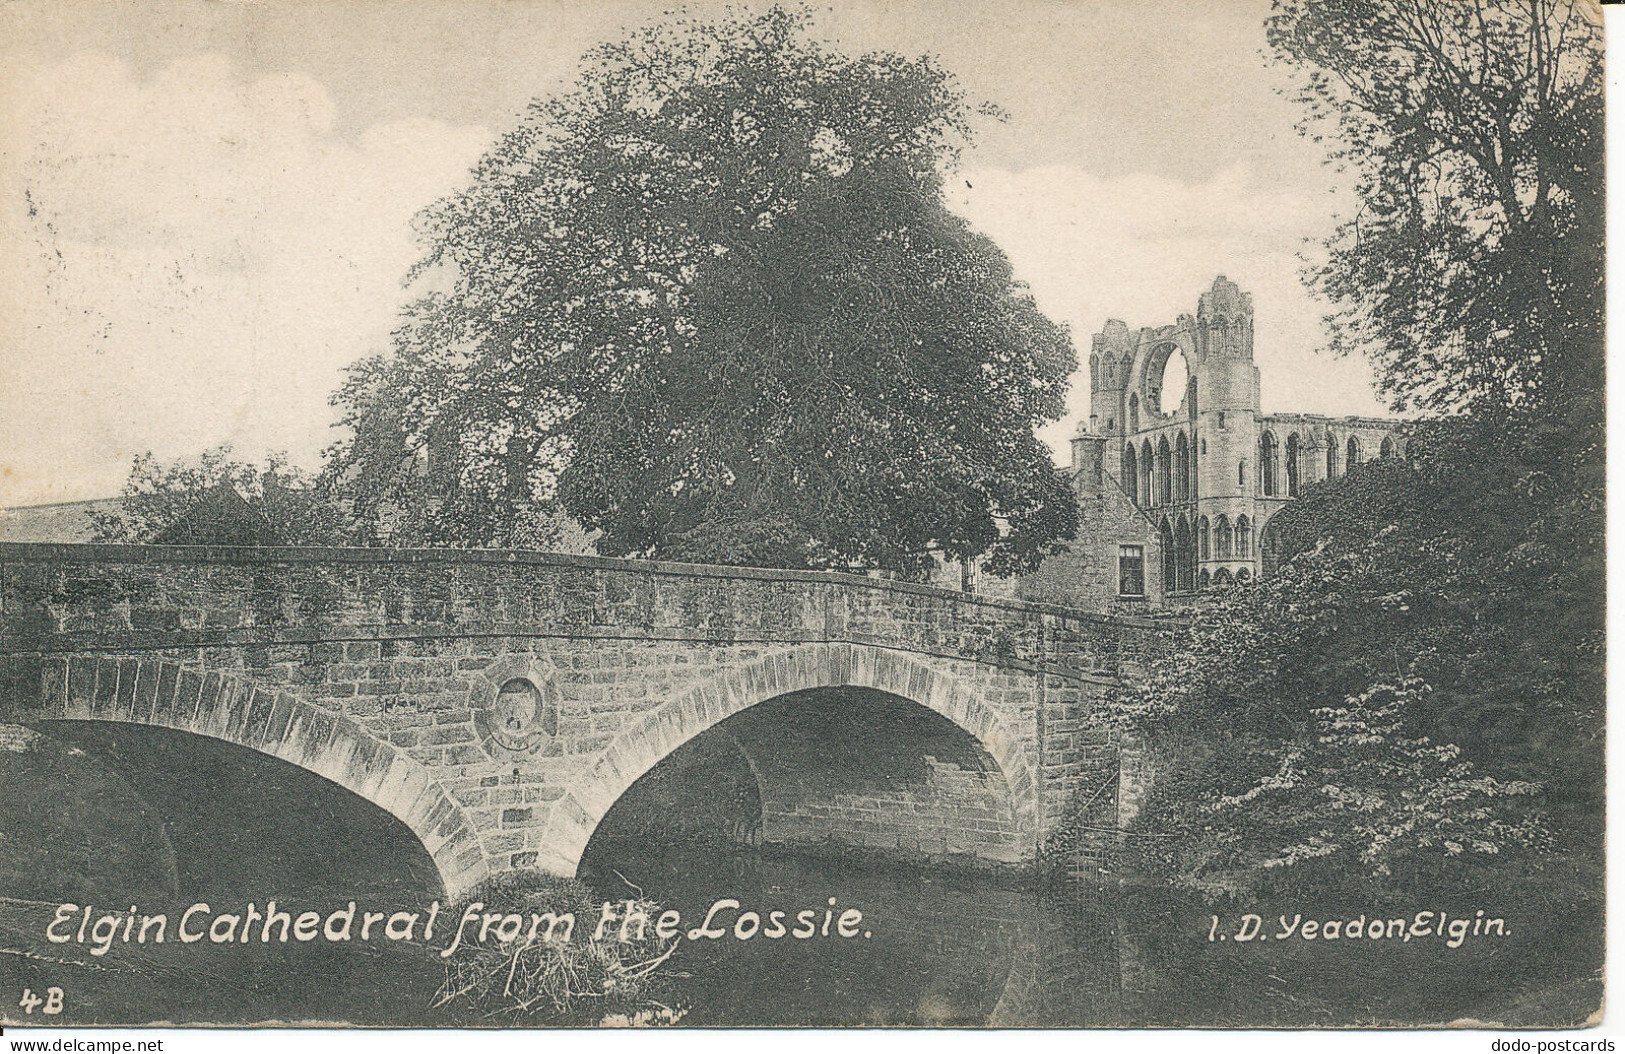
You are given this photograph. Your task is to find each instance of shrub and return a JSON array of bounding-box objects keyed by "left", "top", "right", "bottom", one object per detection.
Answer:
[{"left": 433, "top": 871, "right": 685, "bottom": 1025}]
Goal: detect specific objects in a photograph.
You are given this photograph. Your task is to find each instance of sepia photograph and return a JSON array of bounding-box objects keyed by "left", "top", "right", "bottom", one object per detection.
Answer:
[{"left": 0, "top": 0, "right": 1607, "bottom": 1035}]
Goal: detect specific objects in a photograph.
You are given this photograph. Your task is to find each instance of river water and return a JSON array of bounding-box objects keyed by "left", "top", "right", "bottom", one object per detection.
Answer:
[
  {"left": 574, "top": 841, "right": 1603, "bottom": 1029},
  {"left": 575, "top": 842, "right": 1129, "bottom": 1027},
  {"left": 0, "top": 720, "right": 1600, "bottom": 1028}
]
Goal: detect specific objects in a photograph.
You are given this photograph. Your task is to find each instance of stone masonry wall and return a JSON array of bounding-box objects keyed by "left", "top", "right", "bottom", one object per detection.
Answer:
[
  {"left": 712, "top": 687, "right": 1025, "bottom": 868},
  {"left": 1017, "top": 439, "right": 1164, "bottom": 615},
  {"left": 763, "top": 755, "right": 1023, "bottom": 867}
]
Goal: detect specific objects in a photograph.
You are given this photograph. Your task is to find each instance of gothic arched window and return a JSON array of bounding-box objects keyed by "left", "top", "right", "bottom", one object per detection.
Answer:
[
  {"left": 1175, "top": 431, "right": 1191, "bottom": 501},
  {"left": 1157, "top": 436, "right": 1173, "bottom": 505},
  {"left": 1259, "top": 433, "right": 1279, "bottom": 496},
  {"left": 1160, "top": 519, "right": 1177, "bottom": 593},
  {"left": 1285, "top": 433, "right": 1302, "bottom": 496},
  {"left": 1185, "top": 521, "right": 1198, "bottom": 593}
]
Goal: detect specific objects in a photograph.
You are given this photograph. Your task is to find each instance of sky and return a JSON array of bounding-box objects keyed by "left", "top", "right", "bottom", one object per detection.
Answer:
[{"left": 0, "top": 0, "right": 1393, "bottom": 507}]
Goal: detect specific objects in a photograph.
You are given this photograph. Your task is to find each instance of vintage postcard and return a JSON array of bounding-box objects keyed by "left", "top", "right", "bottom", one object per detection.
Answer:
[{"left": 0, "top": 0, "right": 1606, "bottom": 1033}]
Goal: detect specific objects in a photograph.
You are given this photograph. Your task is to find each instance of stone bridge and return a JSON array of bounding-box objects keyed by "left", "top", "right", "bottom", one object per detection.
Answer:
[{"left": 0, "top": 543, "right": 1168, "bottom": 899}]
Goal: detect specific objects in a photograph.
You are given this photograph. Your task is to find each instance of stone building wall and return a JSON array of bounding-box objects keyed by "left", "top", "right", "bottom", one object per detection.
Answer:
[{"left": 1015, "top": 437, "right": 1164, "bottom": 615}]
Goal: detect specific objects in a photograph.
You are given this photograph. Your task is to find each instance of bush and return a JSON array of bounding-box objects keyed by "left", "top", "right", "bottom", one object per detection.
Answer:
[
  {"left": 1093, "top": 422, "right": 1598, "bottom": 898},
  {"left": 433, "top": 871, "right": 685, "bottom": 1025},
  {"left": 1126, "top": 680, "right": 1549, "bottom": 898}
]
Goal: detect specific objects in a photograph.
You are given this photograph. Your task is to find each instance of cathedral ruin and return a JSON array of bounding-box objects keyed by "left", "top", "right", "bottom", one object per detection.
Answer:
[{"left": 1014, "top": 276, "right": 1406, "bottom": 612}]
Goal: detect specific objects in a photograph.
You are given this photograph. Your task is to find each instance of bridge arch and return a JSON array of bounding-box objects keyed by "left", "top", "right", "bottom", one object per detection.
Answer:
[
  {"left": 537, "top": 643, "right": 1041, "bottom": 876},
  {"left": 5, "top": 656, "right": 485, "bottom": 898}
]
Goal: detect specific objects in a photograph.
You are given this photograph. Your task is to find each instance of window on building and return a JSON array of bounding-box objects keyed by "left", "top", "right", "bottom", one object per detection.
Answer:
[
  {"left": 1176, "top": 518, "right": 1195, "bottom": 592},
  {"left": 1259, "top": 433, "right": 1279, "bottom": 496},
  {"left": 1157, "top": 437, "right": 1173, "bottom": 505},
  {"left": 1217, "top": 411, "right": 1226, "bottom": 429},
  {"left": 1175, "top": 432, "right": 1190, "bottom": 502},
  {"left": 1118, "top": 545, "right": 1145, "bottom": 597},
  {"left": 1285, "top": 433, "right": 1302, "bottom": 496},
  {"left": 1159, "top": 521, "right": 1176, "bottom": 592}
]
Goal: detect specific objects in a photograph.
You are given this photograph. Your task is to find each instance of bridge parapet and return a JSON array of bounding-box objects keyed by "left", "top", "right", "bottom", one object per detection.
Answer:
[{"left": 0, "top": 543, "right": 1165, "bottom": 680}]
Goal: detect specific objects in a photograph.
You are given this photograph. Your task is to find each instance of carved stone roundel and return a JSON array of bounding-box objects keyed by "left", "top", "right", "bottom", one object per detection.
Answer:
[{"left": 473, "top": 658, "right": 561, "bottom": 758}]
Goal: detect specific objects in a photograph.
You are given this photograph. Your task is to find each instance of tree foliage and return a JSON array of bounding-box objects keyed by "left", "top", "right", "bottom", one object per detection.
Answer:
[
  {"left": 1113, "top": 1, "right": 1604, "bottom": 895},
  {"left": 330, "top": 5, "right": 1078, "bottom": 574},
  {"left": 92, "top": 447, "right": 345, "bottom": 546},
  {"left": 1127, "top": 679, "right": 1547, "bottom": 898},
  {"left": 1117, "top": 429, "right": 1599, "bottom": 894},
  {"left": 1267, "top": 0, "right": 1603, "bottom": 440}
]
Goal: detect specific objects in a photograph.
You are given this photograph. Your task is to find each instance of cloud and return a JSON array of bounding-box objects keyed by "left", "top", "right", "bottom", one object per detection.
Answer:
[
  {"left": 0, "top": 51, "right": 491, "bottom": 504},
  {"left": 947, "top": 163, "right": 1391, "bottom": 464}
]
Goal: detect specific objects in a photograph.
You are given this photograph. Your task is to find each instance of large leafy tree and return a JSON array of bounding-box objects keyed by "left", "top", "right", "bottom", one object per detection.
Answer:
[
  {"left": 1267, "top": 0, "right": 1603, "bottom": 444},
  {"left": 331, "top": 6, "right": 1078, "bottom": 575}
]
